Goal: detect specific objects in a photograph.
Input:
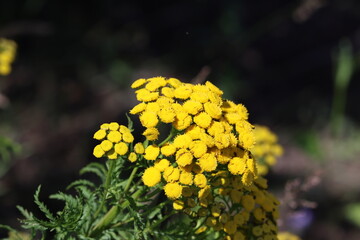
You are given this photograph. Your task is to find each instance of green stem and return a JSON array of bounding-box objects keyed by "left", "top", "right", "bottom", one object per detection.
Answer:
[
  {"left": 124, "top": 167, "right": 138, "bottom": 194},
  {"left": 92, "top": 159, "right": 117, "bottom": 221},
  {"left": 159, "top": 127, "right": 178, "bottom": 147}
]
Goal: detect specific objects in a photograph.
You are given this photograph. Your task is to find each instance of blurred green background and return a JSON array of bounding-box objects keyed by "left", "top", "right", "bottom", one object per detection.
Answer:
[{"left": 1, "top": 0, "right": 360, "bottom": 239}]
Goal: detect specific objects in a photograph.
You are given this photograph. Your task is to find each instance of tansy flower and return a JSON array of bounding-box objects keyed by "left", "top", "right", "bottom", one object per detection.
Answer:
[
  {"left": 194, "top": 174, "right": 207, "bottom": 188},
  {"left": 130, "top": 102, "right": 147, "bottom": 115},
  {"left": 93, "top": 129, "right": 106, "bottom": 140},
  {"left": 154, "top": 159, "right": 170, "bottom": 172},
  {"left": 163, "top": 166, "right": 180, "bottom": 182},
  {"left": 128, "top": 152, "right": 137, "bottom": 162},
  {"left": 175, "top": 149, "right": 193, "bottom": 167},
  {"left": 131, "top": 78, "right": 147, "bottom": 88},
  {"left": 93, "top": 145, "right": 105, "bottom": 158},
  {"left": 144, "top": 145, "right": 160, "bottom": 160},
  {"left": 183, "top": 100, "right": 203, "bottom": 115},
  {"left": 100, "top": 140, "right": 113, "bottom": 152},
  {"left": 143, "top": 127, "right": 160, "bottom": 141},
  {"left": 241, "top": 195, "right": 255, "bottom": 212},
  {"left": 134, "top": 142, "right": 145, "bottom": 154},
  {"left": 173, "top": 200, "right": 185, "bottom": 210},
  {"left": 161, "top": 144, "right": 176, "bottom": 156},
  {"left": 140, "top": 111, "right": 158, "bottom": 128},
  {"left": 164, "top": 182, "right": 182, "bottom": 199},
  {"left": 228, "top": 157, "right": 247, "bottom": 175},
  {"left": 179, "top": 171, "right": 193, "bottom": 185},
  {"left": 114, "top": 142, "right": 128, "bottom": 155},
  {"left": 107, "top": 131, "right": 122, "bottom": 142},
  {"left": 194, "top": 112, "right": 212, "bottom": 129},
  {"left": 198, "top": 153, "right": 217, "bottom": 172},
  {"left": 142, "top": 167, "right": 161, "bottom": 187}
]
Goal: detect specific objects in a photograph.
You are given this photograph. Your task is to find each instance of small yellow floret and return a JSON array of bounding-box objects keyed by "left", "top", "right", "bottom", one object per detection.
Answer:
[
  {"left": 114, "top": 142, "right": 128, "bottom": 155},
  {"left": 93, "top": 129, "right": 107, "bottom": 140},
  {"left": 107, "top": 149, "right": 118, "bottom": 159},
  {"left": 194, "top": 112, "right": 212, "bottom": 129},
  {"left": 205, "top": 81, "right": 223, "bottom": 96},
  {"left": 241, "top": 194, "right": 255, "bottom": 212},
  {"left": 173, "top": 200, "right": 185, "bottom": 210},
  {"left": 173, "top": 134, "right": 192, "bottom": 149},
  {"left": 142, "top": 127, "right": 160, "bottom": 141},
  {"left": 198, "top": 153, "right": 217, "bottom": 172},
  {"left": 179, "top": 171, "right": 193, "bottom": 185},
  {"left": 140, "top": 111, "right": 159, "bottom": 128},
  {"left": 100, "top": 140, "right": 113, "bottom": 152},
  {"left": 158, "top": 108, "right": 176, "bottom": 123},
  {"left": 142, "top": 167, "right": 161, "bottom": 187},
  {"left": 144, "top": 145, "right": 160, "bottom": 160},
  {"left": 109, "top": 122, "right": 119, "bottom": 131},
  {"left": 161, "top": 144, "right": 176, "bottom": 156},
  {"left": 176, "top": 149, "right": 193, "bottom": 167},
  {"left": 128, "top": 152, "right": 137, "bottom": 162},
  {"left": 164, "top": 182, "right": 182, "bottom": 199},
  {"left": 204, "top": 102, "right": 222, "bottom": 119},
  {"left": 183, "top": 100, "right": 203, "bottom": 115},
  {"left": 130, "top": 102, "right": 147, "bottom": 115},
  {"left": 194, "top": 174, "right": 207, "bottom": 188},
  {"left": 154, "top": 159, "right": 170, "bottom": 172},
  {"left": 134, "top": 142, "right": 145, "bottom": 154},
  {"left": 107, "top": 131, "right": 122, "bottom": 142},
  {"left": 174, "top": 85, "right": 193, "bottom": 99},
  {"left": 228, "top": 157, "right": 246, "bottom": 175},
  {"left": 131, "top": 78, "right": 147, "bottom": 88},
  {"left": 93, "top": 145, "right": 105, "bottom": 158}
]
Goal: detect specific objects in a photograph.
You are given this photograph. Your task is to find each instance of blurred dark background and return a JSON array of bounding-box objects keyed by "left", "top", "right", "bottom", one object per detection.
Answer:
[{"left": 1, "top": 0, "right": 360, "bottom": 239}]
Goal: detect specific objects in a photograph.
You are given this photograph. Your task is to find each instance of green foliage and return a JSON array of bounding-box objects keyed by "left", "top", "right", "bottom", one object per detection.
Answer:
[{"left": 4, "top": 154, "right": 202, "bottom": 240}]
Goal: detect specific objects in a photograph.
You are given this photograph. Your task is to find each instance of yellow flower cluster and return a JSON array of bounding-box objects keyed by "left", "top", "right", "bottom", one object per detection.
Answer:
[
  {"left": 251, "top": 125, "right": 283, "bottom": 175},
  {"left": 92, "top": 122, "right": 135, "bottom": 160},
  {"left": 129, "top": 77, "right": 280, "bottom": 239},
  {"left": 0, "top": 38, "right": 17, "bottom": 76}
]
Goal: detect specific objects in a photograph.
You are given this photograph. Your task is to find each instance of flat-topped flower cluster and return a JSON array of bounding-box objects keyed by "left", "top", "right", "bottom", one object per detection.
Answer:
[{"left": 93, "top": 77, "right": 280, "bottom": 240}]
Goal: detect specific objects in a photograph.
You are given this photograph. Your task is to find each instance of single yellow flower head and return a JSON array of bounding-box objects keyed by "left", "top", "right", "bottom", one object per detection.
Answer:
[
  {"left": 198, "top": 153, "right": 217, "bottom": 172},
  {"left": 228, "top": 157, "right": 246, "bottom": 175},
  {"left": 179, "top": 171, "right": 193, "bottom": 185},
  {"left": 129, "top": 102, "right": 147, "bottom": 115},
  {"left": 194, "top": 112, "right": 212, "bottom": 129},
  {"left": 205, "top": 81, "right": 223, "bottom": 96},
  {"left": 223, "top": 220, "right": 237, "bottom": 235},
  {"left": 140, "top": 111, "right": 159, "bottom": 128},
  {"left": 233, "top": 231, "right": 245, "bottom": 240},
  {"left": 106, "top": 149, "right": 118, "bottom": 159},
  {"left": 142, "top": 167, "right": 161, "bottom": 187},
  {"left": 134, "top": 142, "right": 145, "bottom": 154},
  {"left": 93, "top": 145, "right": 105, "bottom": 158},
  {"left": 131, "top": 78, "right": 147, "bottom": 88},
  {"left": 93, "top": 129, "right": 107, "bottom": 140},
  {"left": 246, "top": 157, "right": 257, "bottom": 175},
  {"left": 173, "top": 84, "right": 193, "bottom": 99},
  {"left": 109, "top": 122, "right": 120, "bottom": 131},
  {"left": 146, "top": 102, "right": 161, "bottom": 113},
  {"left": 189, "top": 141, "right": 207, "bottom": 158},
  {"left": 145, "top": 76, "right": 167, "bottom": 91},
  {"left": 100, "top": 123, "right": 110, "bottom": 130},
  {"left": 142, "top": 127, "right": 159, "bottom": 141},
  {"left": 163, "top": 166, "right": 180, "bottom": 182},
  {"left": 173, "top": 134, "right": 192, "bottom": 149},
  {"left": 173, "top": 112, "right": 192, "bottom": 130},
  {"left": 164, "top": 182, "right": 182, "bottom": 199},
  {"left": 128, "top": 152, "right": 137, "bottom": 162},
  {"left": 194, "top": 173, "right": 207, "bottom": 188},
  {"left": 158, "top": 108, "right": 176, "bottom": 123},
  {"left": 204, "top": 102, "right": 222, "bottom": 119},
  {"left": 107, "top": 130, "right": 122, "bottom": 143},
  {"left": 176, "top": 149, "right": 193, "bottom": 167},
  {"left": 219, "top": 212, "right": 229, "bottom": 224},
  {"left": 173, "top": 200, "right": 185, "bottom": 210},
  {"left": 161, "top": 87, "right": 175, "bottom": 98},
  {"left": 167, "top": 78, "right": 182, "bottom": 88},
  {"left": 114, "top": 142, "right": 128, "bottom": 155},
  {"left": 160, "top": 144, "right": 176, "bottom": 156},
  {"left": 154, "top": 159, "right": 170, "bottom": 172},
  {"left": 183, "top": 100, "right": 203, "bottom": 115},
  {"left": 100, "top": 140, "right": 113, "bottom": 152},
  {"left": 144, "top": 145, "right": 160, "bottom": 160},
  {"left": 198, "top": 185, "right": 211, "bottom": 199},
  {"left": 136, "top": 88, "right": 159, "bottom": 102}
]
